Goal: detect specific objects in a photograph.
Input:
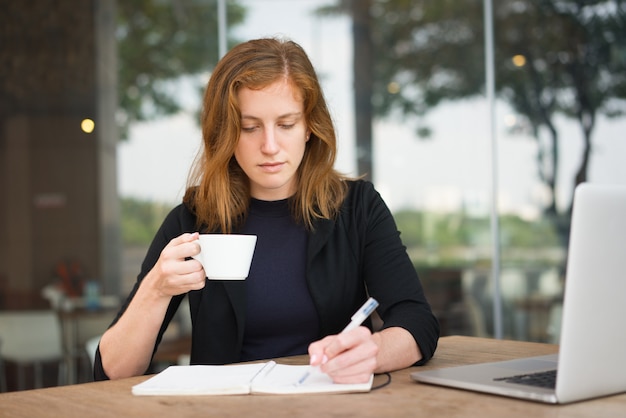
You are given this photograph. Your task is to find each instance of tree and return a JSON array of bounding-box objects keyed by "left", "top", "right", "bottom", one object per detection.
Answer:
[
  {"left": 494, "top": 1, "right": 626, "bottom": 217},
  {"left": 321, "top": 0, "right": 626, "bottom": 240},
  {"left": 350, "top": 0, "right": 374, "bottom": 180},
  {"left": 120, "top": 197, "right": 174, "bottom": 245},
  {"left": 117, "top": 0, "right": 246, "bottom": 139}
]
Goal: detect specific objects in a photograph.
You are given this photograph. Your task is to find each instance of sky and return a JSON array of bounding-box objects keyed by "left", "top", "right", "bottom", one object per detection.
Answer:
[{"left": 118, "top": 0, "right": 626, "bottom": 217}]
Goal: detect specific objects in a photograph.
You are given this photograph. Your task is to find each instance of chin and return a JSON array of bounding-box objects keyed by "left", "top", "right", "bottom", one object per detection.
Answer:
[{"left": 252, "top": 182, "right": 293, "bottom": 200}]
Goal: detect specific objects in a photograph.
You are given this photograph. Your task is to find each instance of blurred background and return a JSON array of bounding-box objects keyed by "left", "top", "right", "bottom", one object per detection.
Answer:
[{"left": 1, "top": 0, "right": 625, "bottom": 391}]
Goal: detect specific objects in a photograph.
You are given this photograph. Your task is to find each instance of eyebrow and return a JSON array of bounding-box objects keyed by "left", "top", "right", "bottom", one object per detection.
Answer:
[{"left": 240, "top": 112, "right": 304, "bottom": 121}]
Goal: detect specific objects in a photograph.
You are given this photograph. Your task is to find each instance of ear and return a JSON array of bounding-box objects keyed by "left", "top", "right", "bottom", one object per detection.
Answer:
[{"left": 306, "top": 130, "right": 312, "bottom": 142}]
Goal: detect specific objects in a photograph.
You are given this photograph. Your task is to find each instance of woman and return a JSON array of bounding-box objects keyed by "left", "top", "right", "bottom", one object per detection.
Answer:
[{"left": 95, "top": 38, "right": 439, "bottom": 384}]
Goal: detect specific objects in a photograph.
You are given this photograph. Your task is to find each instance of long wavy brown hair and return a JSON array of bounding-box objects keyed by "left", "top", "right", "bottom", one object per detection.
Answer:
[{"left": 184, "top": 37, "right": 349, "bottom": 233}]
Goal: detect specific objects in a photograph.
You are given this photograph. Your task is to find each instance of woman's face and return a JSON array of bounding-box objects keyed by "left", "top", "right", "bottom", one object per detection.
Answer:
[{"left": 234, "top": 79, "right": 310, "bottom": 201}]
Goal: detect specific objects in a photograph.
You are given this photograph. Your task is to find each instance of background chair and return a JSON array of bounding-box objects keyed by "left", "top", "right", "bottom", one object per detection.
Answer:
[
  {"left": 85, "top": 335, "right": 100, "bottom": 369},
  {"left": 0, "top": 310, "right": 66, "bottom": 391}
]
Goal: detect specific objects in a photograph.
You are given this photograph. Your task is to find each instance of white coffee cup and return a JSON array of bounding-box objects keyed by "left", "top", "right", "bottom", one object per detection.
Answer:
[{"left": 192, "top": 234, "right": 257, "bottom": 280}]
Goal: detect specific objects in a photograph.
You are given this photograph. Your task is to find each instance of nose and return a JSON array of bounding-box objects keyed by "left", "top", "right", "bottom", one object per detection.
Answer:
[{"left": 260, "top": 127, "right": 279, "bottom": 155}]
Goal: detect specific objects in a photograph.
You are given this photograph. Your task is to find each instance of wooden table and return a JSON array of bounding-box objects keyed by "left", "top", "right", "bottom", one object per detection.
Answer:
[{"left": 1, "top": 336, "right": 624, "bottom": 417}]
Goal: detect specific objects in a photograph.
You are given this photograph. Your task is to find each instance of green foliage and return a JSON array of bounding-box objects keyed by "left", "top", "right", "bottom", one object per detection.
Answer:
[
  {"left": 355, "top": 0, "right": 626, "bottom": 132},
  {"left": 320, "top": 0, "right": 626, "bottom": 219},
  {"left": 120, "top": 197, "right": 174, "bottom": 246},
  {"left": 498, "top": 214, "right": 560, "bottom": 248},
  {"left": 393, "top": 210, "right": 424, "bottom": 247},
  {"left": 120, "top": 200, "right": 561, "bottom": 263},
  {"left": 117, "top": 0, "right": 246, "bottom": 139},
  {"left": 394, "top": 208, "right": 561, "bottom": 266}
]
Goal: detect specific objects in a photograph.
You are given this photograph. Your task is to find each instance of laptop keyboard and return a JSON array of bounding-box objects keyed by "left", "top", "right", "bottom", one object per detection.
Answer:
[{"left": 493, "top": 369, "right": 557, "bottom": 389}]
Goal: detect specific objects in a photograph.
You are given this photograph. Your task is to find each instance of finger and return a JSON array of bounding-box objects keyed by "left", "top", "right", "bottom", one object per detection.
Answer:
[
  {"left": 323, "top": 327, "right": 371, "bottom": 360},
  {"left": 322, "top": 347, "right": 378, "bottom": 384},
  {"left": 322, "top": 340, "right": 377, "bottom": 372},
  {"left": 170, "top": 232, "right": 200, "bottom": 245},
  {"left": 307, "top": 336, "right": 334, "bottom": 366},
  {"left": 177, "top": 257, "right": 204, "bottom": 275},
  {"left": 165, "top": 232, "right": 201, "bottom": 255},
  {"left": 156, "top": 266, "right": 206, "bottom": 295},
  {"left": 161, "top": 235, "right": 202, "bottom": 265},
  {"left": 328, "top": 366, "right": 375, "bottom": 384},
  {"left": 177, "top": 269, "right": 207, "bottom": 290},
  {"left": 319, "top": 329, "right": 378, "bottom": 381}
]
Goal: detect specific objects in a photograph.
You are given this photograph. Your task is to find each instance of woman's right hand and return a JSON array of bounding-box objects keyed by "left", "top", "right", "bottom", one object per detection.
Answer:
[
  {"left": 99, "top": 232, "right": 206, "bottom": 379},
  {"left": 147, "top": 232, "right": 207, "bottom": 298}
]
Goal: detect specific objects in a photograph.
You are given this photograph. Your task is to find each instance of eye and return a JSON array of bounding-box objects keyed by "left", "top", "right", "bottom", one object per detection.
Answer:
[
  {"left": 279, "top": 123, "right": 295, "bottom": 129},
  {"left": 241, "top": 125, "right": 257, "bottom": 133}
]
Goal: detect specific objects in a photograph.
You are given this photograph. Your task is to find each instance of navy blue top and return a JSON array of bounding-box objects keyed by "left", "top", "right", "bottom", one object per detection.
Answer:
[{"left": 239, "top": 198, "right": 319, "bottom": 361}]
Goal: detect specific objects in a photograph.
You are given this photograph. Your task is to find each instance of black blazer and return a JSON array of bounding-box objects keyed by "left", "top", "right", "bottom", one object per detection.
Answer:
[{"left": 94, "top": 180, "right": 439, "bottom": 380}]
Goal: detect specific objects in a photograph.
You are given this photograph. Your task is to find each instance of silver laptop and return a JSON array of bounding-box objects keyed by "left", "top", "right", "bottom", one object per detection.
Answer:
[{"left": 412, "top": 183, "right": 626, "bottom": 404}]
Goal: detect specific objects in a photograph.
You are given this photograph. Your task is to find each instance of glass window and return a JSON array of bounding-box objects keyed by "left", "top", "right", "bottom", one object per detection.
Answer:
[{"left": 114, "top": 0, "right": 626, "bottom": 342}]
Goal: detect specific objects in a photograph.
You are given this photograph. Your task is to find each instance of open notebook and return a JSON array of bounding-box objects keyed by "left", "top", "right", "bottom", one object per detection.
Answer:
[
  {"left": 132, "top": 361, "right": 373, "bottom": 396},
  {"left": 412, "top": 183, "right": 626, "bottom": 404}
]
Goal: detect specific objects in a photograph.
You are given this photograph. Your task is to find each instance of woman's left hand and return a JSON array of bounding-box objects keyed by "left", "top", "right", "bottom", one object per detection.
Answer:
[{"left": 307, "top": 326, "right": 379, "bottom": 384}]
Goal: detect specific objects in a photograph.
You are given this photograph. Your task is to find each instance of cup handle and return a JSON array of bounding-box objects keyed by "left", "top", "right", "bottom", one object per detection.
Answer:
[{"left": 190, "top": 251, "right": 201, "bottom": 263}]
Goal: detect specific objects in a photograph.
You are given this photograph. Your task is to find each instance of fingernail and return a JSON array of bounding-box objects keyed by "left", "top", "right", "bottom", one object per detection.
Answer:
[{"left": 322, "top": 355, "right": 328, "bottom": 364}]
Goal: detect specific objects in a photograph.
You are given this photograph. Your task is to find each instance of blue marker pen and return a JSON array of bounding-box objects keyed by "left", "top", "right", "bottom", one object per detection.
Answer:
[{"left": 340, "top": 297, "right": 379, "bottom": 333}]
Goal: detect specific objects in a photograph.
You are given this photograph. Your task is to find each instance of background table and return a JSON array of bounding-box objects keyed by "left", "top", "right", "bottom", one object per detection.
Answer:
[
  {"left": 1, "top": 336, "right": 624, "bottom": 417},
  {"left": 57, "top": 305, "right": 118, "bottom": 384}
]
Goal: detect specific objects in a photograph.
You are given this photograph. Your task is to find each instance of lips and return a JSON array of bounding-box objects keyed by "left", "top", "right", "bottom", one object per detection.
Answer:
[{"left": 259, "top": 162, "right": 285, "bottom": 173}]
